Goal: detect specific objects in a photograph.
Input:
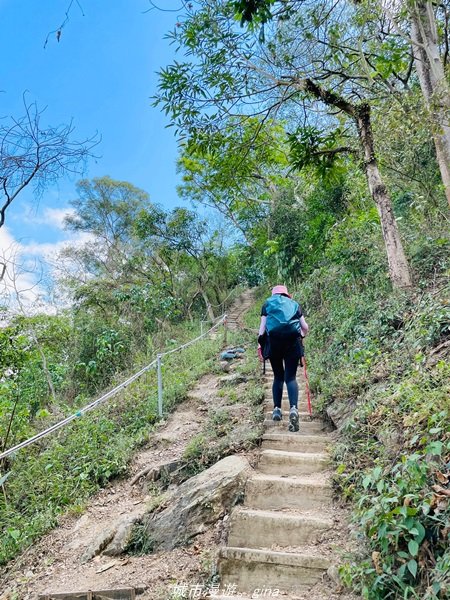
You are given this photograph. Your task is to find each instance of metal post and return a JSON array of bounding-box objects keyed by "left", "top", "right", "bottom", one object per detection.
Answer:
[
  {"left": 200, "top": 320, "right": 204, "bottom": 336},
  {"left": 157, "top": 354, "right": 163, "bottom": 417},
  {"left": 223, "top": 314, "right": 228, "bottom": 345}
]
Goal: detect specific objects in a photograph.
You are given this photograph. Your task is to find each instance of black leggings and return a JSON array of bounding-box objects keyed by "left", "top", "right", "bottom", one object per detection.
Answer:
[{"left": 269, "top": 343, "right": 301, "bottom": 409}]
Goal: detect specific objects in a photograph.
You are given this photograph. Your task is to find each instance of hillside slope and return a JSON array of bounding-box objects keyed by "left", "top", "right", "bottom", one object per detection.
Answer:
[{"left": 298, "top": 269, "right": 449, "bottom": 599}]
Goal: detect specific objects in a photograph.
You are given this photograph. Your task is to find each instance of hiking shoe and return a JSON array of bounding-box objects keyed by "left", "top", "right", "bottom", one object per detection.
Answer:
[
  {"left": 272, "top": 407, "right": 282, "bottom": 421},
  {"left": 288, "top": 407, "right": 299, "bottom": 432}
]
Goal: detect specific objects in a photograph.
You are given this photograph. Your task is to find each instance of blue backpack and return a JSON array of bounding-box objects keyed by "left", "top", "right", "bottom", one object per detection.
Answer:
[{"left": 265, "top": 295, "right": 301, "bottom": 339}]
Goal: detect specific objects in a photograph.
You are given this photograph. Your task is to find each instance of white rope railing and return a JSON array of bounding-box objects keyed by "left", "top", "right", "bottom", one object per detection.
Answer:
[
  {"left": 156, "top": 315, "right": 226, "bottom": 415},
  {"left": 0, "top": 315, "right": 226, "bottom": 463},
  {"left": 159, "top": 315, "right": 225, "bottom": 359}
]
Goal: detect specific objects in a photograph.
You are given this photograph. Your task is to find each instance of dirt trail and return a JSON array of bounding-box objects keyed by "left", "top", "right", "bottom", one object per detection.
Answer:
[
  {"left": 0, "top": 292, "right": 255, "bottom": 600},
  {"left": 0, "top": 377, "right": 217, "bottom": 599},
  {"left": 1, "top": 290, "right": 358, "bottom": 600}
]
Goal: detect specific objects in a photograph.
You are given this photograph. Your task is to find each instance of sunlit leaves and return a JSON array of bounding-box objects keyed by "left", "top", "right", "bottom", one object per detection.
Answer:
[
  {"left": 288, "top": 125, "right": 356, "bottom": 182},
  {"left": 176, "top": 117, "right": 289, "bottom": 236}
]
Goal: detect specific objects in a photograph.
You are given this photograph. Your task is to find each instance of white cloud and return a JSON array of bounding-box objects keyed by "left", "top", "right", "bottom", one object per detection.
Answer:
[
  {"left": 20, "top": 231, "right": 92, "bottom": 262},
  {"left": 0, "top": 227, "right": 94, "bottom": 319},
  {"left": 41, "top": 207, "right": 76, "bottom": 230},
  {"left": 0, "top": 227, "right": 45, "bottom": 318},
  {"left": 13, "top": 204, "right": 76, "bottom": 230}
]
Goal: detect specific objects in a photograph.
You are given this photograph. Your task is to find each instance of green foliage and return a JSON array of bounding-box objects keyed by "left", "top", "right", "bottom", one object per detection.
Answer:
[
  {"left": 233, "top": 0, "right": 276, "bottom": 26},
  {"left": 295, "top": 240, "right": 449, "bottom": 598},
  {"left": 62, "top": 177, "right": 236, "bottom": 348},
  {"left": 2, "top": 3, "right": 450, "bottom": 594},
  {"left": 0, "top": 318, "right": 223, "bottom": 565},
  {"left": 410, "top": 235, "right": 450, "bottom": 285},
  {"left": 65, "top": 176, "right": 149, "bottom": 243},
  {"left": 324, "top": 207, "right": 387, "bottom": 282},
  {"left": 0, "top": 315, "right": 73, "bottom": 451},
  {"left": 176, "top": 118, "right": 288, "bottom": 239},
  {"left": 265, "top": 177, "right": 349, "bottom": 282},
  {"left": 334, "top": 374, "right": 450, "bottom": 599},
  {"left": 1, "top": 414, "right": 132, "bottom": 563},
  {"left": 288, "top": 125, "right": 353, "bottom": 181},
  {"left": 75, "top": 328, "right": 129, "bottom": 391}
]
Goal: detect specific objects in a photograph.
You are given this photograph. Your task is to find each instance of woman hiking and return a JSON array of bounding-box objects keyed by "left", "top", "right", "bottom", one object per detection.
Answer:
[{"left": 257, "top": 285, "right": 309, "bottom": 432}]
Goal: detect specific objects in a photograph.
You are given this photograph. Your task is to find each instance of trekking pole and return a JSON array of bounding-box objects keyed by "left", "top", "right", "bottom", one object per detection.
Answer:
[
  {"left": 263, "top": 358, "right": 266, "bottom": 375},
  {"left": 303, "top": 356, "right": 312, "bottom": 417}
]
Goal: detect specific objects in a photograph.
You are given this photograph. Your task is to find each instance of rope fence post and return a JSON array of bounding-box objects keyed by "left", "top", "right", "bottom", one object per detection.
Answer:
[
  {"left": 223, "top": 314, "right": 228, "bottom": 345},
  {"left": 157, "top": 354, "right": 163, "bottom": 418},
  {"left": 0, "top": 315, "right": 226, "bottom": 463}
]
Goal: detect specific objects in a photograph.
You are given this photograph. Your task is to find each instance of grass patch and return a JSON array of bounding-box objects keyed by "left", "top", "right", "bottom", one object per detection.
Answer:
[
  {"left": 0, "top": 324, "right": 224, "bottom": 565},
  {"left": 295, "top": 270, "right": 450, "bottom": 599}
]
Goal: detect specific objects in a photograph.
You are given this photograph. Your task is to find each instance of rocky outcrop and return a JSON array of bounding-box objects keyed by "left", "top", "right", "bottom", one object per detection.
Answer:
[
  {"left": 95, "top": 455, "right": 252, "bottom": 557},
  {"left": 134, "top": 455, "right": 251, "bottom": 552},
  {"left": 326, "top": 398, "right": 356, "bottom": 430}
]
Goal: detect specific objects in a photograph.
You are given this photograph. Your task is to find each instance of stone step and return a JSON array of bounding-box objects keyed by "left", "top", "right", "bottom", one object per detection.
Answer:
[
  {"left": 245, "top": 474, "right": 332, "bottom": 511},
  {"left": 263, "top": 419, "right": 326, "bottom": 435},
  {"left": 218, "top": 547, "right": 331, "bottom": 593},
  {"left": 262, "top": 432, "right": 329, "bottom": 453},
  {"left": 258, "top": 449, "right": 328, "bottom": 476},
  {"left": 227, "top": 507, "right": 333, "bottom": 549},
  {"left": 264, "top": 410, "right": 311, "bottom": 421}
]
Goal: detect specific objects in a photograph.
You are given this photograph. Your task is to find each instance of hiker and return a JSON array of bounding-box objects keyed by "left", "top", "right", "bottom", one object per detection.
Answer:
[{"left": 257, "top": 285, "right": 309, "bottom": 432}]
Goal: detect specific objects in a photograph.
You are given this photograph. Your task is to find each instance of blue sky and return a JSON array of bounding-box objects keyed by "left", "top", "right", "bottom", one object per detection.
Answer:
[{"left": 0, "top": 0, "right": 183, "bottom": 250}]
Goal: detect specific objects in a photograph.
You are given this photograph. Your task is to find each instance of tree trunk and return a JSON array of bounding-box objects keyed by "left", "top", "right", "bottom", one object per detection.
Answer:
[
  {"left": 410, "top": 1, "right": 450, "bottom": 206},
  {"left": 302, "top": 79, "right": 412, "bottom": 289},
  {"left": 356, "top": 104, "right": 412, "bottom": 288},
  {"left": 200, "top": 289, "right": 216, "bottom": 322}
]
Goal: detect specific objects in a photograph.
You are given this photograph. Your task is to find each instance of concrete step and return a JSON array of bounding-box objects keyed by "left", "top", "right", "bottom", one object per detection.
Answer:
[
  {"left": 218, "top": 547, "right": 331, "bottom": 593},
  {"left": 264, "top": 410, "right": 311, "bottom": 421},
  {"left": 262, "top": 432, "right": 329, "bottom": 453},
  {"left": 258, "top": 449, "right": 328, "bottom": 476},
  {"left": 265, "top": 408, "right": 314, "bottom": 419},
  {"left": 227, "top": 507, "right": 333, "bottom": 549},
  {"left": 245, "top": 474, "right": 332, "bottom": 511},
  {"left": 263, "top": 419, "right": 326, "bottom": 435}
]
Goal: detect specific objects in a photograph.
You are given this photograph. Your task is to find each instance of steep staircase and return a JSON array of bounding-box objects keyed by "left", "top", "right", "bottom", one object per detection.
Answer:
[
  {"left": 225, "top": 289, "right": 255, "bottom": 331},
  {"left": 216, "top": 363, "right": 334, "bottom": 599}
]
